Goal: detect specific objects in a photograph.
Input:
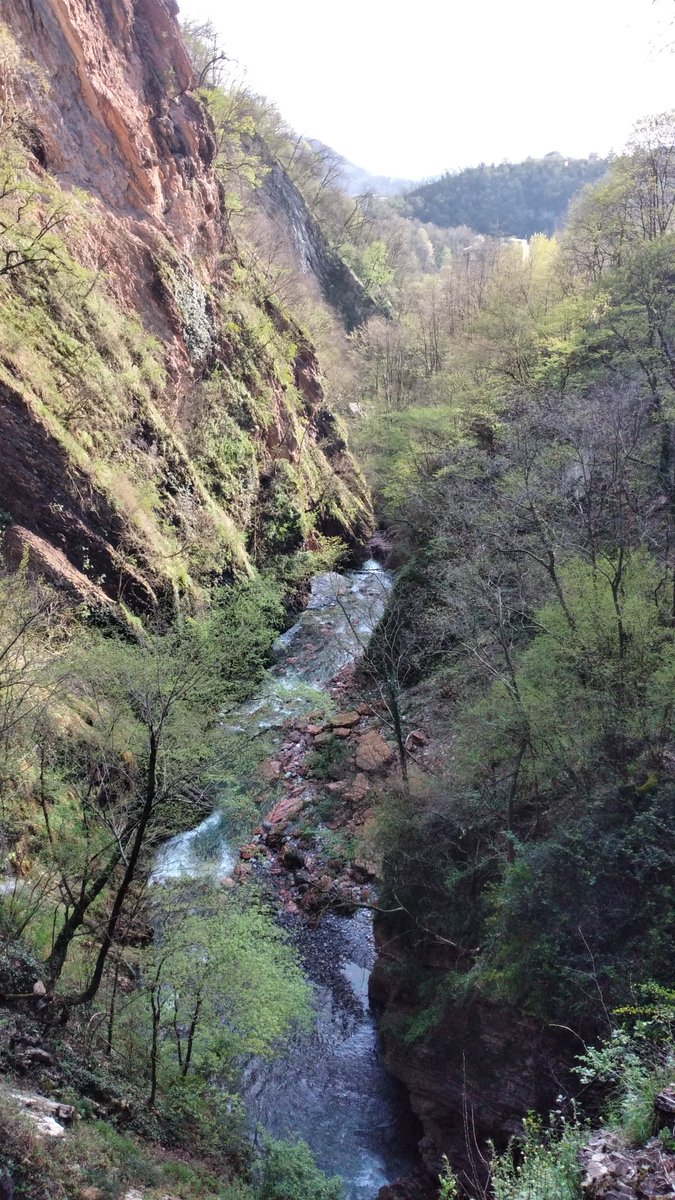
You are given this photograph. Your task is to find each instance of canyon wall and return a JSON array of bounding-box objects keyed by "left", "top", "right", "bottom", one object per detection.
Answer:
[{"left": 0, "top": 0, "right": 372, "bottom": 617}]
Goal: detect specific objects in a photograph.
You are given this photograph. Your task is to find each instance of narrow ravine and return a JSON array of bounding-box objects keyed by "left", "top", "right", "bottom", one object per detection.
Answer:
[{"left": 152, "top": 560, "right": 418, "bottom": 1200}]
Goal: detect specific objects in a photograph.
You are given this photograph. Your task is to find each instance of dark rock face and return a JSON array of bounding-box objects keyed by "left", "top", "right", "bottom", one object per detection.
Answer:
[
  {"left": 255, "top": 147, "right": 381, "bottom": 331},
  {"left": 370, "top": 928, "right": 578, "bottom": 1179}
]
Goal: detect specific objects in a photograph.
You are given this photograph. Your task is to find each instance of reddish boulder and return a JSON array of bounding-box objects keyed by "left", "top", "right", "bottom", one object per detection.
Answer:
[{"left": 355, "top": 730, "right": 394, "bottom": 772}]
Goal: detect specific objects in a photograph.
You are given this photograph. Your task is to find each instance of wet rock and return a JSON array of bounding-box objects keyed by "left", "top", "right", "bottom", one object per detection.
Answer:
[
  {"left": 355, "top": 730, "right": 394, "bottom": 772},
  {"left": 377, "top": 1173, "right": 432, "bottom": 1200},
  {"left": 282, "top": 846, "right": 306, "bottom": 871}
]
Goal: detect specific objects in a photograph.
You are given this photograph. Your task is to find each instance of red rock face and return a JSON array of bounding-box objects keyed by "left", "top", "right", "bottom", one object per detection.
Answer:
[
  {"left": 0, "top": 0, "right": 374, "bottom": 612},
  {"left": 5, "top": 0, "right": 224, "bottom": 376},
  {"left": 8, "top": 0, "right": 219, "bottom": 233}
]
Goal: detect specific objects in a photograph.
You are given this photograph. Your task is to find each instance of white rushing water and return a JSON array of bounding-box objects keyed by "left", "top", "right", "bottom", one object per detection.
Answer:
[{"left": 150, "top": 811, "right": 236, "bottom": 885}]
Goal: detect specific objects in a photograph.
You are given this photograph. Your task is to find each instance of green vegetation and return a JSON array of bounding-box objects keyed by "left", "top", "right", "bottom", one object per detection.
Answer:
[
  {"left": 365, "top": 112, "right": 675, "bottom": 1059},
  {"left": 489, "top": 1113, "right": 585, "bottom": 1200},
  {"left": 576, "top": 985, "right": 675, "bottom": 1145},
  {"left": 403, "top": 154, "right": 610, "bottom": 238},
  {"left": 0, "top": 552, "right": 317, "bottom": 1184},
  {"left": 2, "top": 7, "right": 675, "bottom": 1200},
  {"left": 258, "top": 1139, "right": 343, "bottom": 1200}
]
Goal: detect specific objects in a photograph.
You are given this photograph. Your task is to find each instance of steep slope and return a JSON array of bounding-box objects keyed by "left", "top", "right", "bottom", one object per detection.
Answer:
[
  {"left": 0, "top": 0, "right": 372, "bottom": 617},
  {"left": 255, "top": 138, "right": 380, "bottom": 330}
]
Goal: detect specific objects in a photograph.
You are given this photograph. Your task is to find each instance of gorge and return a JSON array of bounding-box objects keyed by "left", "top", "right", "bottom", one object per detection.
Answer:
[{"left": 0, "top": 4, "right": 674, "bottom": 1200}]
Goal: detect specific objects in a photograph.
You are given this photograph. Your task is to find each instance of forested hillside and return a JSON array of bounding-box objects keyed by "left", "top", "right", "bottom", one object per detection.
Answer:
[
  {"left": 353, "top": 111, "right": 675, "bottom": 1194},
  {"left": 0, "top": 6, "right": 673, "bottom": 1200},
  {"left": 401, "top": 154, "right": 610, "bottom": 237}
]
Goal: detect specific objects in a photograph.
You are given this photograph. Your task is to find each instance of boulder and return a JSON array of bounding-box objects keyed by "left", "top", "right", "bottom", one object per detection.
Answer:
[
  {"left": 355, "top": 730, "right": 394, "bottom": 772},
  {"left": 8, "top": 1091, "right": 75, "bottom": 1138},
  {"left": 407, "top": 729, "right": 428, "bottom": 747},
  {"left": 333, "top": 727, "right": 352, "bottom": 738},
  {"left": 282, "top": 845, "right": 306, "bottom": 871},
  {"left": 265, "top": 794, "right": 306, "bottom": 828},
  {"left": 580, "top": 1130, "right": 675, "bottom": 1198},
  {"left": 261, "top": 759, "right": 282, "bottom": 782},
  {"left": 655, "top": 1084, "right": 675, "bottom": 1121},
  {"left": 330, "top": 711, "right": 360, "bottom": 728},
  {"left": 345, "top": 772, "right": 371, "bottom": 804}
]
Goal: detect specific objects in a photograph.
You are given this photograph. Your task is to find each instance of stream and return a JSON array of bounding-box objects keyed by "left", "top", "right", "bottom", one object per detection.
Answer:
[{"left": 151, "top": 560, "right": 418, "bottom": 1199}]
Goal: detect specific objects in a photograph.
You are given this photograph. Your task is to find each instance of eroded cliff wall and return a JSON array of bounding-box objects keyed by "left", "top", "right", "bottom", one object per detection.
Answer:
[{"left": 0, "top": 0, "right": 372, "bottom": 616}]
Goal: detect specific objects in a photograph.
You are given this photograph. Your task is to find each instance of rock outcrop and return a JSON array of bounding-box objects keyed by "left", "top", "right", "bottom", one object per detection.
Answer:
[
  {"left": 255, "top": 144, "right": 381, "bottom": 331},
  {"left": 0, "top": 0, "right": 373, "bottom": 616},
  {"left": 581, "top": 1129, "right": 675, "bottom": 1198},
  {"left": 370, "top": 926, "right": 579, "bottom": 1180}
]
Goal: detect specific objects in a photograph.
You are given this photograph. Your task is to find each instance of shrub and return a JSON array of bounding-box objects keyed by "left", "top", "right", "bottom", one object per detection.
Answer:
[
  {"left": 489, "top": 1113, "right": 584, "bottom": 1200},
  {"left": 259, "top": 1138, "right": 343, "bottom": 1200}
]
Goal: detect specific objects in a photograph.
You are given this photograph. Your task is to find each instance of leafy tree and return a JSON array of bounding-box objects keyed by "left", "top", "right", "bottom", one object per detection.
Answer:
[
  {"left": 41, "top": 577, "right": 283, "bottom": 1002},
  {"left": 259, "top": 1138, "right": 342, "bottom": 1200},
  {"left": 143, "top": 884, "right": 312, "bottom": 1105}
]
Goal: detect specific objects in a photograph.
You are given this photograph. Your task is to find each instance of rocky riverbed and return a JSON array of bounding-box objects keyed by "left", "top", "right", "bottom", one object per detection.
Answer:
[{"left": 151, "top": 559, "right": 425, "bottom": 1200}]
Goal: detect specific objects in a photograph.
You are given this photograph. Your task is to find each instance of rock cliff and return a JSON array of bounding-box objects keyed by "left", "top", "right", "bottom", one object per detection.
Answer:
[
  {"left": 0, "top": 0, "right": 372, "bottom": 617},
  {"left": 370, "top": 918, "right": 578, "bottom": 1186},
  {"left": 254, "top": 141, "right": 380, "bottom": 331}
]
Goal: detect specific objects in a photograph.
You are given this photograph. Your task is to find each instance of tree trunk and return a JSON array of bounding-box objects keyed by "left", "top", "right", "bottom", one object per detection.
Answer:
[
  {"left": 181, "top": 995, "right": 202, "bottom": 1078},
  {"left": 46, "top": 851, "right": 121, "bottom": 988},
  {"left": 67, "top": 731, "right": 158, "bottom": 1007}
]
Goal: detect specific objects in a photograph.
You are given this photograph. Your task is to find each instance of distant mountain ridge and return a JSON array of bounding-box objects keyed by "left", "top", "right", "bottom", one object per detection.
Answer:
[
  {"left": 308, "top": 140, "right": 415, "bottom": 197},
  {"left": 401, "top": 152, "right": 611, "bottom": 238}
]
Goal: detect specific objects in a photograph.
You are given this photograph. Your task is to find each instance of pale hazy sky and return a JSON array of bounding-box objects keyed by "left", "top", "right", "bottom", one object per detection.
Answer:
[{"left": 177, "top": 0, "right": 675, "bottom": 180}]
